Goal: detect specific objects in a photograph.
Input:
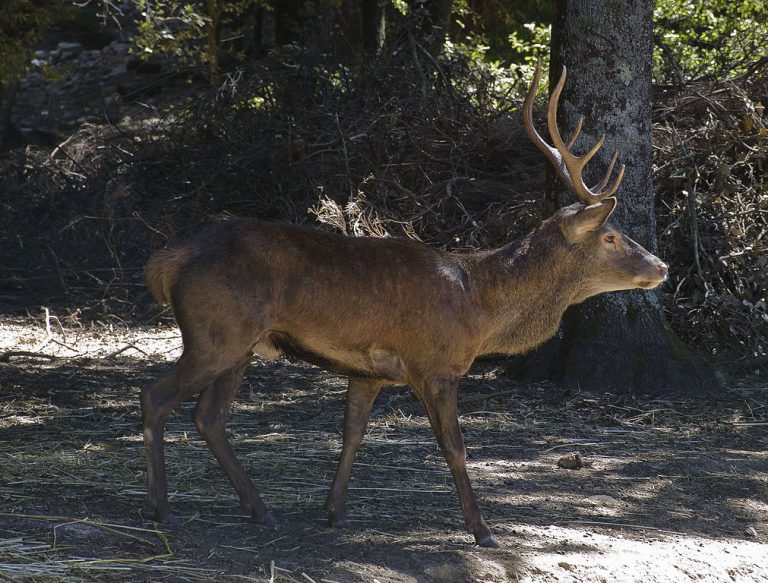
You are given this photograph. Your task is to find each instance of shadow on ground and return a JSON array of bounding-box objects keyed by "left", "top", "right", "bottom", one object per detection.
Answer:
[{"left": 1, "top": 333, "right": 766, "bottom": 581}]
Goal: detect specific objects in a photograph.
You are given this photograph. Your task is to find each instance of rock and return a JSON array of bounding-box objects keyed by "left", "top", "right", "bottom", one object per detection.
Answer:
[
  {"left": 111, "top": 42, "right": 131, "bottom": 56},
  {"left": 126, "top": 57, "right": 163, "bottom": 74},
  {"left": 56, "top": 523, "right": 104, "bottom": 542},
  {"left": 56, "top": 42, "right": 83, "bottom": 60},
  {"left": 111, "top": 63, "right": 128, "bottom": 76},
  {"left": 79, "top": 50, "right": 102, "bottom": 62},
  {"left": 557, "top": 452, "right": 585, "bottom": 470}
]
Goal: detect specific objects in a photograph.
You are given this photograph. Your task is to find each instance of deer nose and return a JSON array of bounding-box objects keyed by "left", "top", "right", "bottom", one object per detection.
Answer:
[{"left": 657, "top": 262, "right": 668, "bottom": 280}]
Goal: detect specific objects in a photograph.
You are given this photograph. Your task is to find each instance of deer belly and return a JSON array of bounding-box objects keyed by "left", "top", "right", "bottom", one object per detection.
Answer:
[{"left": 252, "top": 331, "right": 406, "bottom": 382}]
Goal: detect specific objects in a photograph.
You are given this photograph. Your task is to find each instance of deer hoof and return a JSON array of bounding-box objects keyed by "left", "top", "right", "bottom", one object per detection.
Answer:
[
  {"left": 330, "top": 517, "right": 351, "bottom": 529},
  {"left": 327, "top": 508, "right": 350, "bottom": 528},
  {"left": 476, "top": 534, "right": 500, "bottom": 549},
  {"left": 162, "top": 513, "right": 182, "bottom": 526},
  {"left": 255, "top": 510, "right": 277, "bottom": 525},
  {"left": 141, "top": 504, "right": 180, "bottom": 525}
]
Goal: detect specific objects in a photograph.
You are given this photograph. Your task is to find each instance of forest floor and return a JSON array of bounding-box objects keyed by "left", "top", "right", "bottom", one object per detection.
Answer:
[
  {"left": 2, "top": 10, "right": 767, "bottom": 581},
  {"left": 1, "top": 315, "right": 766, "bottom": 582}
]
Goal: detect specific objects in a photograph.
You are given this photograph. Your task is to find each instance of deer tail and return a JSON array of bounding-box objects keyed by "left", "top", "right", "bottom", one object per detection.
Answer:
[{"left": 145, "top": 246, "right": 194, "bottom": 305}]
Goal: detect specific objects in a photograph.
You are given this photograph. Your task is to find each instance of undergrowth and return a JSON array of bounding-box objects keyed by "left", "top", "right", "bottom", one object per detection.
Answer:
[{"left": 0, "top": 46, "right": 765, "bottom": 373}]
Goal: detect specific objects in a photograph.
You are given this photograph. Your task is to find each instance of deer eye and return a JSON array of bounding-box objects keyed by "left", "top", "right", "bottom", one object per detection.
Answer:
[{"left": 604, "top": 234, "right": 617, "bottom": 245}]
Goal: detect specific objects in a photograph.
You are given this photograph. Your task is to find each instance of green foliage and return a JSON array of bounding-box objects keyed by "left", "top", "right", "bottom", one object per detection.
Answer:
[
  {"left": 130, "top": 0, "right": 269, "bottom": 72},
  {"left": 441, "top": 40, "right": 517, "bottom": 108},
  {"left": 445, "top": 2, "right": 551, "bottom": 103},
  {"left": 133, "top": 0, "right": 211, "bottom": 65},
  {"left": 0, "top": 1, "right": 111, "bottom": 89},
  {"left": 654, "top": 0, "right": 768, "bottom": 84},
  {"left": 0, "top": 0, "right": 57, "bottom": 86},
  {"left": 506, "top": 21, "right": 551, "bottom": 84},
  {"left": 450, "top": 0, "right": 766, "bottom": 89},
  {"left": 451, "top": 0, "right": 551, "bottom": 64},
  {"left": 128, "top": 0, "right": 352, "bottom": 74}
]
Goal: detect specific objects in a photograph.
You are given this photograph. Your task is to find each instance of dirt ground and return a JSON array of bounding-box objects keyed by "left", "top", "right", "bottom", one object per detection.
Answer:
[{"left": 1, "top": 315, "right": 767, "bottom": 582}]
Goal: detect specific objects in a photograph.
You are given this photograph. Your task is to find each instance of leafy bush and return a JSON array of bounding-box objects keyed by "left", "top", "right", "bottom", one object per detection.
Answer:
[
  {"left": 0, "top": 1, "right": 56, "bottom": 86},
  {"left": 654, "top": 0, "right": 768, "bottom": 84},
  {"left": 654, "top": 73, "right": 768, "bottom": 370}
]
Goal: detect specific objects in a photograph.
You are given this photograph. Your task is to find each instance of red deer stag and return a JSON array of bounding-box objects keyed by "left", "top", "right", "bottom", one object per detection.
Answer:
[{"left": 140, "top": 61, "right": 667, "bottom": 548}]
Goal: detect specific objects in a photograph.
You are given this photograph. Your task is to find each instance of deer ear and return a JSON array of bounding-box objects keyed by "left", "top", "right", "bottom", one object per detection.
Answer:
[{"left": 561, "top": 197, "right": 617, "bottom": 239}]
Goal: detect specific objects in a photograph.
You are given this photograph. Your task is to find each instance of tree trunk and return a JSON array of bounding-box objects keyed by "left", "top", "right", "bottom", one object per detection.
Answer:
[
  {"left": 362, "top": 0, "right": 387, "bottom": 59},
  {"left": 0, "top": 79, "right": 18, "bottom": 152},
  {"left": 510, "top": 0, "right": 719, "bottom": 393},
  {"left": 409, "top": 0, "right": 452, "bottom": 55},
  {"left": 205, "top": 0, "right": 221, "bottom": 84},
  {"left": 260, "top": 4, "right": 277, "bottom": 52}
]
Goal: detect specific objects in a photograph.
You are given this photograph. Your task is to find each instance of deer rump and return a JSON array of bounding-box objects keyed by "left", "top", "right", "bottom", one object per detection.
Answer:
[{"left": 146, "top": 218, "right": 484, "bottom": 385}]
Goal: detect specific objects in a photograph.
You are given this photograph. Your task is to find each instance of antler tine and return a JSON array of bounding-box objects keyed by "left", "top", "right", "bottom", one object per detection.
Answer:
[
  {"left": 523, "top": 59, "right": 624, "bottom": 205},
  {"left": 545, "top": 65, "right": 568, "bottom": 154},
  {"left": 522, "top": 58, "right": 577, "bottom": 193},
  {"left": 599, "top": 162, "right": 626, "bottom": 197},
  {"left": 592, "top": 151, "right": 618, "bottom": 193},
  {"left": 565, "top": 116, "right": 583, "bottom": 150}
]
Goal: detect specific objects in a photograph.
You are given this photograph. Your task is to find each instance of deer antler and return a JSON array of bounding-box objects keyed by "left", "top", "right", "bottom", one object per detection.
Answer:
[{"left": 522, "top": 58, "right": 625, "bottom": 205}]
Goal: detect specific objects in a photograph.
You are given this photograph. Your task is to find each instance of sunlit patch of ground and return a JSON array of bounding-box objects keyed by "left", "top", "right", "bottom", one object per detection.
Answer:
[{"left": 1, "top": 317, "right": 766, "bottom": 581}]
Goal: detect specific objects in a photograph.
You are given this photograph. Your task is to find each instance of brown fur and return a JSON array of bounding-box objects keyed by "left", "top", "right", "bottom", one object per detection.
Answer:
[
  {"left": 140, "top": 203, "right": 667, "bottom": 547},
  {"left": 145, "top": 246, "right": 195, "bottom": 305},
  {"left": 139, "top": 62, "right": 667, "bottom": 547}
]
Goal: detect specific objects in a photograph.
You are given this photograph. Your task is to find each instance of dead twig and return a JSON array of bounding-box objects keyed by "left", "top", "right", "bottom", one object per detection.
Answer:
[{"left": 0, "top": 351, "right": 57, "bottom": 363}]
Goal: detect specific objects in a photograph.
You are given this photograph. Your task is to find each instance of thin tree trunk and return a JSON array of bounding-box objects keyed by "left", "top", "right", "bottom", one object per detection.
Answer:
[
  {"left": 260, "top": 3, "right": 277, "bottom": 51},
  {"left": 409, "top": 0, "right": 452, "bottom": 55},
  {"left": 425, "top": 0, "right": 452, "bottom": 54},
  {"left": 0, "top": 79, "right": 18, "bottom": 152},
  {"left": 362, "top": 0, "right": 387, "bottom": 59},
  {"left": 511, "top": 0, "right": 718, "bottom": 393},
  {"left": 205, "top": 0, "right": 220, "bottom": 84}
]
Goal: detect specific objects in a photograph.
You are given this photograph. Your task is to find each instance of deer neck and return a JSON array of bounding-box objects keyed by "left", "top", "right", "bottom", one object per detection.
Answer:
[{"left": 464, "top": 223, "right": 585, "bottom": 356}]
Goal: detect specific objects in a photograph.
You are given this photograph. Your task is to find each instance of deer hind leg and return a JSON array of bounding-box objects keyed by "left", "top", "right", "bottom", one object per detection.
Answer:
[
  {"left": 326, "top": 377, "right": 384, "bottom": 528},
  {"left": 192, "top": 358, "right": 275, "bottom": 524},
  {"left": 141, "top": 353, "right": 218, "bottom": 523},
  {"left": 141, "top": 347, "right": 246, "bottom": 523},
  {"left": 421, "top": 378, "right": 498, "bottom": 548}
]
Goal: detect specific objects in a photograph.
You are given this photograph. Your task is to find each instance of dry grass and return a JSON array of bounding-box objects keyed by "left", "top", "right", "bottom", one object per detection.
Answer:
[{"left": 1, "top": 322, "right": 767, "bottom": 580}]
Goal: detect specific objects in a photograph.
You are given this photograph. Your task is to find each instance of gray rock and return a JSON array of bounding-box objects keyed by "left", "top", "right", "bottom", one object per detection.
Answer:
[
  {"left": 111, "top": 63, "right": 128, "bottom": 76},
  {"left": 57, "top": 42, "right": 83, "bottom": 60},
  {"left": 111, "top": 42, "right": 131, "bottom": 56}
]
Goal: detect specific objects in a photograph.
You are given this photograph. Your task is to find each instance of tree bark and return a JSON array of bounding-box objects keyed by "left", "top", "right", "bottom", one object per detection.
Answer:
[
  {"left": 409, "top": 0, "right": 452, "bottom": 55},
  {"left": 362, "top": 0, "right": 387, "bottom": 59},
  {"left": 0, "top": 79, "right": 18, "bottom": 152},
  {"left": 205, "top": 0, "right": 221, "bottom": 84},
  {"left": 510, "top": 0, "right": 719, "bottom": 393}
]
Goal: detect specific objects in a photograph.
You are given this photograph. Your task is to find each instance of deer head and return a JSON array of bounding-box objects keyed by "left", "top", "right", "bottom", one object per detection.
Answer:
[{"left": 522, "top": 60, "right": 668, "bottom": 296}]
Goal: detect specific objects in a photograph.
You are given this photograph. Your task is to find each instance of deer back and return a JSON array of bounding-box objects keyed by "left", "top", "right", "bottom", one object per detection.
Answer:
[{"left": 148, "top": 219, "right": 490, "bottom": 384}]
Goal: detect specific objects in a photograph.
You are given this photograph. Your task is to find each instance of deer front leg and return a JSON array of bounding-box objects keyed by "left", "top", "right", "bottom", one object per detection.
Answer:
[
  {"left": 193, "top": 360, "right": 275, "bottom": 524},
  {"left": 422, "top": 378, "right": 498, "bottom": 548},
  {"left": 326, "top": 377, "right": 384, "bottom": 528}
]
